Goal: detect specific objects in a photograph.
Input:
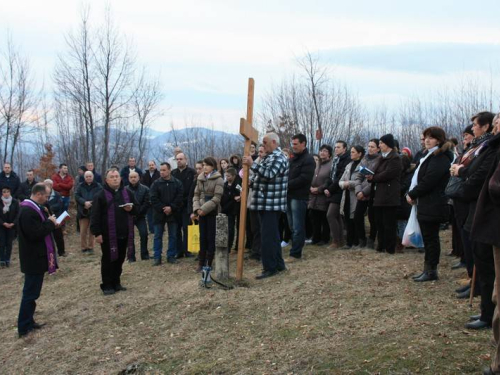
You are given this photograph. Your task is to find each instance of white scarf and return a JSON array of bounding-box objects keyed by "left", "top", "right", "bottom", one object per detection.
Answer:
[
  {"left": 410, "top": 146, "right": 438, "bottom": 190},
  {"left": 2, "top": 196, "right": 12, "bottom": 214}
]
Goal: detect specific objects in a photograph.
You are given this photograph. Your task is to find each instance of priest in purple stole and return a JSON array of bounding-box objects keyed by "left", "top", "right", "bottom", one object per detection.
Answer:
[
  {"left": 17, "top": 183, "right": 58, "bottom": 337},
  {"left": 90, "top": 168, "right": 138, "bottom": 295}
]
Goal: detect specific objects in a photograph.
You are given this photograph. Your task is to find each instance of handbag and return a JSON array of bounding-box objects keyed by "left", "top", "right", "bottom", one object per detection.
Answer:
[
  {"left": 445, "top": 175, "right": 465, "bottom": 199},
  {"left": 187, "top": 221, "right": 200, "bottom": 253}
]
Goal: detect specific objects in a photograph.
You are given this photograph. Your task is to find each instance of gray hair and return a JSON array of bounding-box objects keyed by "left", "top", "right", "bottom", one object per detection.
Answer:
[
  {"left": 44, "top": 179, "right": 53, "bottom": 186},
  {"left": 264, "top": 132, "right": 280, "bottom": 145}
]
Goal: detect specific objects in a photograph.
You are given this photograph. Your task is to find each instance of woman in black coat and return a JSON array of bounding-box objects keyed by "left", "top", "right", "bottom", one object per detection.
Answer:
[
  {"left": 406, "top": 127, "right": 453, "bottom": 282},
  {"left": 0, "top": 186, "right": 19, "bottom": 267}
]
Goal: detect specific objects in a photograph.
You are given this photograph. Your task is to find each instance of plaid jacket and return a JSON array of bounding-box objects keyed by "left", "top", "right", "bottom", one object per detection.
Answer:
[{"left": 249, "top": 148, "right": 289, "bottom": 212}]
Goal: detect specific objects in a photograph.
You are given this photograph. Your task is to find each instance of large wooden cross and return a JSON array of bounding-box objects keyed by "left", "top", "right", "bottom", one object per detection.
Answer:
[{"left": 236, "top": 78, "right": 258, "bottom": 281}]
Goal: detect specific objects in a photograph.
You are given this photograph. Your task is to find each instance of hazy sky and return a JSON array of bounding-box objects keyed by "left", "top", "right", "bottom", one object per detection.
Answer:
[{"left": 2, "top": 0, "right": 500, "bottom": 133}]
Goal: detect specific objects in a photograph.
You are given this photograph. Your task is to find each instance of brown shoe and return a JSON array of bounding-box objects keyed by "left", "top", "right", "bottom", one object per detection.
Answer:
[
  {"left": 285, "top": 256, "right": 301, "bottom": 263},
  {"left": 327, "top": 243, "right": 340, "bottom": 250}
]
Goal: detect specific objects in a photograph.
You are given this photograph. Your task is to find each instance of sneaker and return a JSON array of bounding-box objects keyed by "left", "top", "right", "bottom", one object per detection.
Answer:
[{"left": 280, "top": 241, "right": 289, "bottom": 248}]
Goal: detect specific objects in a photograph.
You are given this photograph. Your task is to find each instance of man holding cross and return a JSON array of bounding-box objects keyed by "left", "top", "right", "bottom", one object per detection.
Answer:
[{"left": 242, "top": 132, "right": 289, "bottom": 279}]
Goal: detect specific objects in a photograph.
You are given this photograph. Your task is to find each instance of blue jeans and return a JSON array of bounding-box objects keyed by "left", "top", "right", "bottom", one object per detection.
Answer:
[
  {"left": 176, "top": 208, "right": 190, "bottom": 255},
  {"left": 286, "top": 198, "right": 308, "bottom": 258},
  {"left": 147, "top": 207, "right": 154, "bottom": 234},
  {"left": 61, "top": 196, "right": 70, "bottom": 213},
  {"left": 133, "top": 217, "right": 149, "bottom": 259},
  {"left": 153, "top": 222, "right": 178, "bottom": 260},
  {"left": 259, "top": 211, "right": 285, "bottom": 272},
  {"left": 18, "top": 273, "right": 44, "bottom": 334}
]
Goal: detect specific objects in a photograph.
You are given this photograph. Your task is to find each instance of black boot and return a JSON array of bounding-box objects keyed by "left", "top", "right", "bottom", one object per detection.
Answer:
[
  {"left": 412, "top": 263, "right": 429, "bottom": 280},
  {"left": 414, "top": 265, "right": 438, "bottom": 282}
]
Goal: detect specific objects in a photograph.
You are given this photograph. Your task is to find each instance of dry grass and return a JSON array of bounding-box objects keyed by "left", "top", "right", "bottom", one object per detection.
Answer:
[{"left": 0, "top": 220, "right": 493, "bottom": 374}]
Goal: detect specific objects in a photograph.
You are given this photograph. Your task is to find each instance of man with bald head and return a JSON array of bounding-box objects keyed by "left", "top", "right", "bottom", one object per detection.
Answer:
[
  {"left": 172, "top": 152, "right": 196, "bottom": 258},
  {"left": 126, "top": 171, "right": 150, "bottom": 261}
]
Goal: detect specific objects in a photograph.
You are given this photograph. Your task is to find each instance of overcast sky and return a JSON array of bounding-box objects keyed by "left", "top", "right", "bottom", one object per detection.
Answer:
[{"left": 2, "top": 0, "right": 500, "bottom": 133}]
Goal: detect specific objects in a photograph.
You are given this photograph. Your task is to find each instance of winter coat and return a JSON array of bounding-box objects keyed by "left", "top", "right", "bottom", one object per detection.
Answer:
[
  {"left": 141, "top": 169, "right": 161, "bottom": 188},
  {"left": 0, "top": 198, "right": 19, "bottom": 228},
  {"left": 75, "top": 181, "right": 103, "bottom": 219},
  {"left": 172, "top": 167, "right": 196, "bottom": 210},
  {"left": 48, "top": 190, "right": 64, "bottom": 217},
  {"left": 397, "top": 159, "right": 415, "bottom": 221},
  {"left": 407, "top": 143, "right": 454, "bottom": 223},
  {"left": 120, "top": 166, "right": 144, "bottom": 186},
  {"left": 126, "top": 182, "right": 150, "bottom": 219},
  {"left": 193, "top": 171, "right": 224, "bottom": 215},
  {"left": 287, "top": 148, "right": 316, "bottom": 200},
  {"left": 354, "top": 154, "right": 381, "bottom": 200},
  {"left": 52, "top": 173, "right": 74, "bottom": 197},
  {"left": 339, "top": 160, "right": 362, "bottom": 219},
  {"left": 0, "top": 171, "right": 21, "bottom": 198},
  {"left": 18, "top": 179, "right": 37, "bottom": 202},
  {"left": 90, "top": 184, "right": 139, "bottom": 240},
  {"left": 371, "top": 150, "right": 402, "bottom": 207},
  {"left": 150, "top": 176, "right": 183, "bottom": 224},
  {"left": 78, "top": 170, "right": 102, "bottom": 185},
  {"left": 221, "top": 179, "right": 241, "bottom": 216},
  {"left": 326, "top": 152, "right": 351, "bottom": 204},
  {"left": 18, "top": 200, "right": 56, "bottom": 274},
  {"left": 308, "top": 158, "right": 333, "bottom": 212},
  {"left": 471, "top": 133, "right": 500, "bottom": 247}
]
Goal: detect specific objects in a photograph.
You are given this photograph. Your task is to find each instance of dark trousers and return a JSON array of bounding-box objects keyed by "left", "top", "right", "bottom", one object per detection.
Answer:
[
  {"left": 227, "top": 214, "right": 240, "bottom": 252},
  {"left": 0, "top": 226, "right": 15, "bottom": 262},
  {"left": 53, "top": 227, "right": 65, "bottom": 256},
  {"left": 310, "top": 209, "right": 330, "bottom": 243},
  {"left": 450, "top": 206, "right": 464, "bottom": 259},
  {"left": 279, "top": 212, "right": 291, "bottom": 243},
  {"left": 461, "top": 228, "right": 475, "bottom": 278},
  {"left": 100, "top": 237, "right": 128, "bottom": 290},
  {"left": 344, "top": 197, "right": 358, "bottom": 247},
  {"left": 146, "top": 207, "right": 154, "bottom": 234},
  {"left": 259, "top": 211, "right": 285, "bottom": 272},
  {"left": 199, "top": 215, "right": 216, "bottom": 267},
  {"left": 374, "top": 206, "right": 398, "bottom": 254},
  {"left": 18, "top": 273, "right": 44, "bottom": 334},
  {"left": 305, "top": 208, "right": 313, "bottom": 239},
  {"left": 354, "top": 200, "right": 377, "bottom": 242},
  {"left": 245, "top": 209, "right": 253, "bottom": 249},
  {"left": 419, "top": 220, "right": 441, "bottom": 267},
  {"left": 472, "top": 240, "right": 495, "bottom": 324},
  {"left": 131, "top": 217, "right": 149, "bottom": 260},
  {"left": 176, "top": 208, "right": 190, "bottom": 255},
  {"left": 249, "top": 210, "right": 261, "bottom": 258}
]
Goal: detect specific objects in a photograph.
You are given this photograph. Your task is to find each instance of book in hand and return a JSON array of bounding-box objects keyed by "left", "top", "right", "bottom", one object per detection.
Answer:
[
  {"left": 118, "top": 203, "right": 134, "bottom": 208},
  {"left": 56, "top": 211, "right": 70, "bottom": 225},
  {"left": 358, "top": 166, "right": 375, "bottom": 176}
]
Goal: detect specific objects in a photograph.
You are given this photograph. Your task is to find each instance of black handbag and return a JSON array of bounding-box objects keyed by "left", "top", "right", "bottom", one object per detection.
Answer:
[{"left": 445, "top": 175, "right": 465, "bottom": 199}]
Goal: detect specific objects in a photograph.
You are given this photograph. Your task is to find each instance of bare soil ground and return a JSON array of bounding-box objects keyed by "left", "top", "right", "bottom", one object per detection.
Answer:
[{"left": 0, "top": 221, "right": 493, "bottom": 374}]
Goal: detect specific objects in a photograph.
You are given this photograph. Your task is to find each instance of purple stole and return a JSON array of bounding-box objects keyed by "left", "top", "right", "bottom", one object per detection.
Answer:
[
  {"left": 20, "top": 199, "right": 58, "bottom": 274},
  {"left": 104, "top": 188, "right": 134, "bottom": 262}
]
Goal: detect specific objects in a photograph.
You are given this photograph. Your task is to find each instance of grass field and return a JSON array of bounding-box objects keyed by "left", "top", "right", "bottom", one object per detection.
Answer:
[{"left": 0, "top": 220, "right": 493, "bottom": 374}]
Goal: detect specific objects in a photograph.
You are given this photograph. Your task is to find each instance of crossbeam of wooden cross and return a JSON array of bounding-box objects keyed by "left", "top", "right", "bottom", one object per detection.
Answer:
[{"left": 236, "top": 78, "right": 258, "bottom": 281}]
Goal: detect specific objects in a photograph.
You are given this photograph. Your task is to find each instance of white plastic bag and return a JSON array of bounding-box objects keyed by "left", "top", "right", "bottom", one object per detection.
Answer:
[{"left": 402, "top": 206, "right": 424, "bottom": 248}]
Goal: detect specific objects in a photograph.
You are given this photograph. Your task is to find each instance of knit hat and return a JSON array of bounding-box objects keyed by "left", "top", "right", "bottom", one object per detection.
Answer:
[
  {"left": 463, "top": 125, "right": 474, "bottom": 136},
  {"left": 402, "top": 147, "right": 412, "bottom": 158},
  {"left": 379, "top": 133, "right": 395, "bottom": 149}
]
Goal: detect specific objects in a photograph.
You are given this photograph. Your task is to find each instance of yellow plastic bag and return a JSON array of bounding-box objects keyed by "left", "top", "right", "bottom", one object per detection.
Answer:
[{"left": 188, "top": 222, "right": 200, "bottom": 253}]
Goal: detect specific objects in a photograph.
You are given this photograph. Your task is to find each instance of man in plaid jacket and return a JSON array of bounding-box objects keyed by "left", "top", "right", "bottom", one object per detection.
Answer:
[{"left": 243, "top": 132, "right": 289, "bottom": 279}]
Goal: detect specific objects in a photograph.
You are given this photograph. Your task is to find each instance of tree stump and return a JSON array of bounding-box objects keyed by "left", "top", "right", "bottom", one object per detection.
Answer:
[{"left": 215, "top": 213, "right": 229, "bottom": 280}]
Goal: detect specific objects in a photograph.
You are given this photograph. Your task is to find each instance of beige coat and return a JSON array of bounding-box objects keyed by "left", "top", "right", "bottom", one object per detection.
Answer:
[
  {"left": 308, "top": 158, "right": 333, "bottom": 212},
  {"left": 193, "top": 171, "right": 224, "bottom": 214},
  {"left": 339, "top": 161, "right": 361, "bottom": 219}
]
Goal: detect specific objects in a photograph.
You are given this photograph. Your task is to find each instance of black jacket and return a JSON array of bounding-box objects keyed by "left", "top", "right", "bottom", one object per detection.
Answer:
[
  {"left": 141, "top": 169, "right": 161, "bottom": 188},
  {"left": 18, "top": 200, "right": 56, "bottom": 274},
  {"left": 90, "top": 184, "right": 139, "bottom": 240},
  {"left": 150, "top": 176, "right": 183, "bottom": 224},
  {"left": 371, "top": 150, "right": 402, "bottom": 207},
  {"left": 221, "top": 179, "right": 241, "bottom": 216},
  {"left": 48, "top": 190, "right": 64, "bottom": 217},
  {"left": 171, "top": 166, "right": 196, "bottom": 210},
  {"left": 0, "top": 171, "right": 21, "bottom": 198},
  {"left": 126, "top": 183, "right": 150, "bottom": 219},
  {"left": 120, "top": 166, "right": 144, "bottom": 186},
  {"left": 408, "top": 143, "right": 454, "bottom": 222},
  {"left": 78, "top": 170, "right": 102, "bottom": 184},
  {"left": 75, "top": 181, "right": 103, "bottom": 219},
  {"left": 0, "top": 198, "right": 19, "bottom": 227},
  {"left": 397, "top": 158, "right": 414, "bottom": 220},
  {"left": 18, "top": 179, "right": 37, "bottom": 201},
  {"left": 327, "top": 152, "right": 351, "bottom": 204},
  {"left": 288, "top": 148, "right": 316, "bottom": 200}
]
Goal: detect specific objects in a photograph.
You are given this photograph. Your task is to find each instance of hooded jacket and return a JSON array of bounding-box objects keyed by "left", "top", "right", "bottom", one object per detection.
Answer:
[{"left": 193, "top": 171, "right": 224, "bottom": 215}]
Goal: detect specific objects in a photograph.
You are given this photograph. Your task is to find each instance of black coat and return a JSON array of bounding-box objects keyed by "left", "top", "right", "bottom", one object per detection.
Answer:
[
  {"left": 90, "top": 184, "right": 139, "bottom": 240},
  {"left": 0, "top": 171, "right": 21, "bottom": 198},
  {"left": 150, "top": 177, "right": 183, "bottom": 224},
  {"left": 48, "top": 190, "right": 64, "bottom": 217},
  {"left": 171, "top": 167, "right": 196, "bottom": 210},
  {"left": 18, "top": 179, "right": 37, "bottom": 201},
  {"left": 408, "top": 144, "right": 454, "bottom": 223},
  {"left": 397, "top": 163, "right": 414, "bottom": 220},
  {"left": 288, "top": 148, "right": 316, "bottom": 200},
  {"left": 471, "top": 134, "right": 500, "bottom": 247},
  {"left": 126, "top": 183, "right": 150, "bottom": 219},
  {"left": 75, "top": 181, "right": 103, "bottom": 219},
  {"left": 120, "top": 166, "right": 144, "bottom": 186},
  {"left": 221, "top": 179, "right": 241, "bottom": 216},
  {"left": 327, "top": 152, "right": 351, "bottom": 204},
  {"left": 371, "top": 150, "right": 402, "bottom": 207},
  {"left": 78, "top": 170, "right": 102, "bottom": 184},
  {"left": 141, "top": 169, "right": 161, "bottom": 188},
  {"left": 0, "top": 198, "right": 19, "bottom": 227},
  {"left": 17, "top": 200, "right": 56, "bottom": 274}
]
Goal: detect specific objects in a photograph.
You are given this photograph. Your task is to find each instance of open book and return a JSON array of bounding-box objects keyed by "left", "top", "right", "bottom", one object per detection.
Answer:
[
  {"left": 56, "top": 211, "right": 70, "bottom": 225},
  {"left": 358, "top": 166, "right": 375, "bottom": 176}
]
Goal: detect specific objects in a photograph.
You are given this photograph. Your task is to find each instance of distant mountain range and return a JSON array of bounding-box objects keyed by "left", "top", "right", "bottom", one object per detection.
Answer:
[{"left": 148, "top": 127, "right": 242, "bottom": 151}]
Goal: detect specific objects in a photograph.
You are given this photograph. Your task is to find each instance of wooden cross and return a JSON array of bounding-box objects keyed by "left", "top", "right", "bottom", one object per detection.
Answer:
[{"left": 236, "top": 78, "right": 258, "bottom": 281}]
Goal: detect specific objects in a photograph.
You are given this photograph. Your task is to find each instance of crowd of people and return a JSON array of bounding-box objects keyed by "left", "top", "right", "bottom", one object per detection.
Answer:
[{"left": 5, "top": 111, "right": 500, "bottom": 373}]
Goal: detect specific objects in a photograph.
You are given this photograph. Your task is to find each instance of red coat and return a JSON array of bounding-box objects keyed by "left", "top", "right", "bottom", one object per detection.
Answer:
[{"left": 52, "top": 173, "right": 74, "bottom": 197}]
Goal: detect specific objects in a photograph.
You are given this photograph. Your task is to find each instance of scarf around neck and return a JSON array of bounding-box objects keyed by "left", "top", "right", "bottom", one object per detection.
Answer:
[{"left": 2, "top": 196, "right": 12, "bottom": 213}]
